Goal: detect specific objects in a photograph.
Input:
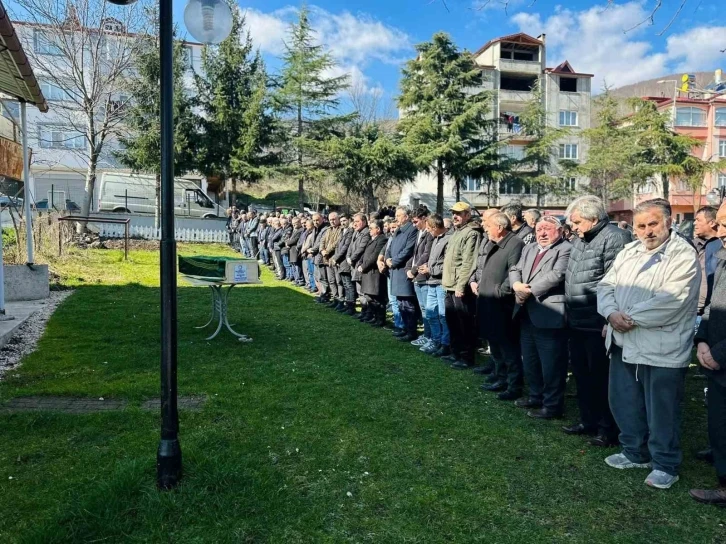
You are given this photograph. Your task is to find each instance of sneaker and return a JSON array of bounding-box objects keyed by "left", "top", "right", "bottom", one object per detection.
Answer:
[
  {"left": 605, "top": 453, "right": 652, "bottom": 470},
  {"left": 421, "top": 342, "right": 441, "bottom": 354},
  {"left": 419, "top": 340, "right": 434, "bottom": 352},
  {"left": 645, "top": 470, "right": 679, "bottom": 490},
  {"left": 411, "top": 337, "right": 428, "bottom": 347}
]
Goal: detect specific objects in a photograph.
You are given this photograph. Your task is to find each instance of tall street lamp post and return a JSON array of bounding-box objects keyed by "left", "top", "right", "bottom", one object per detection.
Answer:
[{"left": 107, "top": 0, "right": 231, "bottom": 489}]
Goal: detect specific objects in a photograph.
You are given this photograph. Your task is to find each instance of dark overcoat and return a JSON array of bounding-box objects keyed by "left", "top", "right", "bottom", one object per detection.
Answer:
[
  {"left": 360, "top": 235, "right": 388, "bottom": 297},
  {"left": 385, "top": 221, "right": 418, "bottom": 297},
  {"left": 470, "top": 231, "right": 524, "bottom": 340}
]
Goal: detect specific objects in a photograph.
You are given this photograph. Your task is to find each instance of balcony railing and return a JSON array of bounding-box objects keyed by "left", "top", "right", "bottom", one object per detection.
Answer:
[
  {"left": 497, "top": 58, "right": 541, "bottom": 75},
  {"left": 498, "top": 89, "right": 534, "bottom": 103}
]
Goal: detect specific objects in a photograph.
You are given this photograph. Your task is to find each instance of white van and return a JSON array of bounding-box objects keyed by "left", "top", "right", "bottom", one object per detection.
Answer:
[{"left": 98, "top": 173, "right": 223, "bottom": 218}]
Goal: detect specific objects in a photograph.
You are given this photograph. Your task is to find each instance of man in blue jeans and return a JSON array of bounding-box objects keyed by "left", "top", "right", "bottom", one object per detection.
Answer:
[
  {"left": 420, "top": 214, "right": 452, "bottom": 356},
  {"left": 409, "top": 208, "right": 433, "bottom": 349}
]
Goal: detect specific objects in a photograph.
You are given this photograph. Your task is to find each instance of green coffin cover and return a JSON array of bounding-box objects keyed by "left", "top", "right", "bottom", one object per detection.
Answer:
[{"left": 178, "top": 256, "right": 238, "bottom": 281}]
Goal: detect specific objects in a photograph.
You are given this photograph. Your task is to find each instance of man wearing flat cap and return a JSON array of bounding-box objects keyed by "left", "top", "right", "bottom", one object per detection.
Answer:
[{"left": 442, "top": 202, "right": 483, "bottom": 369}]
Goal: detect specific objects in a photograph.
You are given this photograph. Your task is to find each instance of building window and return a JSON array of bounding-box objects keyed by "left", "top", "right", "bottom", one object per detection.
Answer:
[
  {"left": 638, "top": 182, "right": 655, "bottom": 194},
  {"left": 719, "top": 173, "right": 726, "bottom": 188},
  {"left": 38, "top": 126, "right": 85, "bottom": 149},
  {"left": 40, "top": 81, "right": 72, "bottom": 101},
  {"left": 562, "top": 177, "right": 576, "bottom": 191},
  {"left": 716, "top": 108, "right": 726, "bottom": 127},
  {"left": 675, "top": 107, "right": 706, "bottom": 127},
  {"left": 558, "top": 143, "right": 578, "bottom": 160},
  {"left": 501, "top": 145, "right": 526, "bottom": 161},
  {"left": 720, "top": 139, "right": 726, "bottom": 158},
  {"left": 33, "top": 30, "right": 63, "bottom": 56},
  {"left": 558, "top": 77, "right": 577, "bottom": 93},
  {"left": 463, "top": 177, "right": 482, "bottom": 192},
  {"left": 559, "top": 111, "right": 578, "bottom": 126},
  {"left": 499, "top": 179, "right": 531, "bottom": 195}
]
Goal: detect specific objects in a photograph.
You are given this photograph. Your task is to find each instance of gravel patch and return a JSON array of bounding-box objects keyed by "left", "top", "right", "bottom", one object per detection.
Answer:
[{"left": 0, "top": 290, "right": 74, "bottom": 380}]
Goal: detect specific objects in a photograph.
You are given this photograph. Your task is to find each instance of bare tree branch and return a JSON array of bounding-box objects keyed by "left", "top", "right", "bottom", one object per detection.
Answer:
[{"left": 9, "top": 0, "right": 151, "bottom": 222}]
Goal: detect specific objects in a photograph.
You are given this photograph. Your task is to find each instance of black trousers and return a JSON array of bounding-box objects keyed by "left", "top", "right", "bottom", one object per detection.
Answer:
[
  {"left": 569, "top": 328, "right": 618, "bottom": 438},
  {"left": 444, "top": 290, "right": 477, "bottom": 365},
  {"left": 709, "top": 377, "right": 726, "bottom": 479},
  {"left": 490, "top": 332, "right": 523, "bottom": 393},
  {"left": 249, "top": 237, "right": 259, "bottom": 258},
  {"left": 520, "top": 315, "right": 568, "bottom": 412},
  {"left": 398, "top": 296, "right": 417, "bottom": 335}
]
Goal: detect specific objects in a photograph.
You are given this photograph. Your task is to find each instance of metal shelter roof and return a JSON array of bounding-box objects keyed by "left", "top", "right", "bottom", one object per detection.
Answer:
[{"left": 0, "top": 0, "right": 47, "bottom": 112}]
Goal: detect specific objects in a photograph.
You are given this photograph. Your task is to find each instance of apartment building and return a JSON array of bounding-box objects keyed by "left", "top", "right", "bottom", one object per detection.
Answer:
[
  {"left": 401, "top": 32, "right": 592, "bottom": 213},
  {"left": 2, "top": 17, "right": 203, "bottom": 209},
  {"left": 609, "top": 77, "right": 726, "bottom": 223}
]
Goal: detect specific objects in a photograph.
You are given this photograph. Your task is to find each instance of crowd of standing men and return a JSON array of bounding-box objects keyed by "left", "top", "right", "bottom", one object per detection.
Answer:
[{"left": 225, "top": 196, "right": 726, "bottom": 503}]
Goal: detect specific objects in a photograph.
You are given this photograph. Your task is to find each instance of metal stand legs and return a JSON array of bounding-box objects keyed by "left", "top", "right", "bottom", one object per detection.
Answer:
[{"left": 196, "top": 284, "right": 252, "bottom": 342}]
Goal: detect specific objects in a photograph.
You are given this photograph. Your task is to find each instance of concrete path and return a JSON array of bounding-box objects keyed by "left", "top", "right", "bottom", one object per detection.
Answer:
[{"left": 0, "top": 299, "right": 47, "bottom": 349}]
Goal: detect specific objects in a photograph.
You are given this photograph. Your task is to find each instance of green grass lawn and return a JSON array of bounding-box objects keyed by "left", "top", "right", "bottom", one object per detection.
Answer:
[{"left": 1, "top": 245, "right": 724, "bottom": 543}]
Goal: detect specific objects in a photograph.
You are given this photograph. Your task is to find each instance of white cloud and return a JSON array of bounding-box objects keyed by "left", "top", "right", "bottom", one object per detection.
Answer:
[
  {"left": 242, "top": 5, "right": 412, "bottom": 95},
  {"left": 666, "top": 26, "right": 726, "bottom": 73},
  {"left": 243, "top": 8, "right": 290, "bottom": 56},
  {"left": 511, "top": 2, "right": 725, "bottom": 89}
]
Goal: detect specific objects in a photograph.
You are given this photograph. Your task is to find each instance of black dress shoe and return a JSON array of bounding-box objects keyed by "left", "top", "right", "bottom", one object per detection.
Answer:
[
  {"left": 440, "top": 354, "right": 458, "bottom": 362},
  {"left": 497, "top": 390, "right": 522, "bottom": 401},
  {"left": 393, "top": 330, "right": 408, "bottom": 338},
  {"left": 473, "top": 364, "right": 494, "bottom": 375},
  {"left": 696, "top": 448, "right": 715, "bottom": 464},
  {"left": 589, "top": 434, "right": 619, "bottom": 447},
  {"left": 561, "top": 423, "right": 597, "bottom": 435},
  {"left": 515, "top": 397, "right": 542, "bottom": 409},
  {"left": 480, "top": 381, "right": 507, "bottom": 392},
  {"left": 450, "top": 360, "right": 473, "bottom": 370},
  {"left": 398, "top": 334, "right": 417, "bottom": 342},
  {"left": 689, "top": 487, "right": 726, "bottom": 506},
  {"left": 527, "top": 408, "right": 563, "bottom": 420},
  {"left": 435, "top": 346, "right": 452, "bottom": 357}
]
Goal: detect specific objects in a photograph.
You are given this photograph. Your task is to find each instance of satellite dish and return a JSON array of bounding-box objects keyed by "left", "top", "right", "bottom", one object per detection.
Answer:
[{"left": 681, "top": 74, "right": 689, "bottom": 82}]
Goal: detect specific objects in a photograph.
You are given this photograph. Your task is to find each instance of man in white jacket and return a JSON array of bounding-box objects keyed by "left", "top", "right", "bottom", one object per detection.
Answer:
[{"left": 597, "top": 198, "right": 700, "bottom": 490}]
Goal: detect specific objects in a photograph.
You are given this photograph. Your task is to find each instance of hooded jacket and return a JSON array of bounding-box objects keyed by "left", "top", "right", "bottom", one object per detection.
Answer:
[{"left": 426, "top": 230, "right": 452, "bottom": 286}]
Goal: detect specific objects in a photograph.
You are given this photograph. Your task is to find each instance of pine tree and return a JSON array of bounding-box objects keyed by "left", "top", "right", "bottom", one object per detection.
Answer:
[
  {"left": 517, "top": 80, "right": 571, "bottom": 207},
  {"left": 275, "top": 6, "right": 353, "bottom": 211},
  {"left": 578, "top": 90, "right": 643, "bottom": 205},
  {"left": 627, "top": 98, "right": 703, "bottom": 200},
  {"left": 195, "top": 6, "right": 278, "bottom": 200},
  {"left": 397, "top": 32, "right": 491, "bottom": 214},
  {"left": 115, "top": 21, "right": 198, "bottom": 228},
  {"left": 323, "top": 122, "right": 417, "bottom": 212}
]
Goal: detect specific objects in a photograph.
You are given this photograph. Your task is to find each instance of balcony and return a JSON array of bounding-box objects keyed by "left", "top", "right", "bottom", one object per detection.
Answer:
[
  {"left": 497, "top": 58, "right": 541, "bottom": 75},
  {"left": 498, "top": 89, "right": 534, "bottom": 103}
]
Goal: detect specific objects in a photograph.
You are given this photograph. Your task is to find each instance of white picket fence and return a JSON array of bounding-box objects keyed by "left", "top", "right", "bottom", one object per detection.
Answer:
[{"left": 99, "top": 224, "right": 229, "bottom": 243}]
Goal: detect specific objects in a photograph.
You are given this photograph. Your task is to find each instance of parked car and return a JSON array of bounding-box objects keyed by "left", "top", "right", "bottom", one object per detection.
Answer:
[
  {"left": 33, "top": 199, "right": 81, "bottom": 212},
  {"left": 0, "top": 195, "right": 23, "bottom": 209}
]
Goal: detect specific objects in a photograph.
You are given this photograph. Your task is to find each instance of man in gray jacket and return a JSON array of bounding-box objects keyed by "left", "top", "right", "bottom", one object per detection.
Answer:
[
  {"left": 564, "top": 196, "right": 630, "bottom": 446},
  {"left": 347, "top": 214, "right": 371, "bottom": 318},
  {"left": 510, "top": 216, "right": 572, "bottom": 418},
  {"left": 598, "top": 198, "right": 700, "bottom": 490}
]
